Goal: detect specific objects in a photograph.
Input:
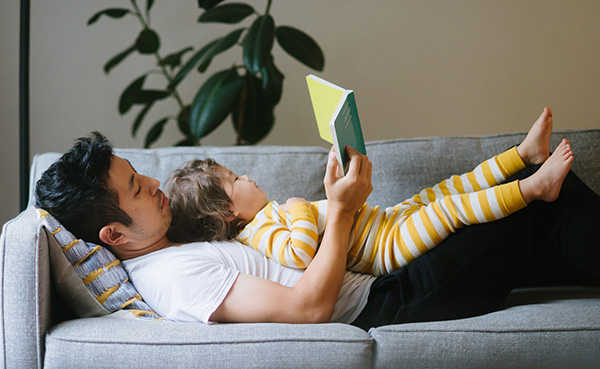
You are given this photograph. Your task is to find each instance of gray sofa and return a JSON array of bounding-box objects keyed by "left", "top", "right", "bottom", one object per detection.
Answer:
[{"left": 2, "top": 130, "right": 599, "bottom": 369}]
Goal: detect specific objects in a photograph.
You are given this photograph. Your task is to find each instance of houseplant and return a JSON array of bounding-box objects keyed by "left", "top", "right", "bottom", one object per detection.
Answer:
[{"left": 88, "top": 0, "right": 325, "bottom": 146}]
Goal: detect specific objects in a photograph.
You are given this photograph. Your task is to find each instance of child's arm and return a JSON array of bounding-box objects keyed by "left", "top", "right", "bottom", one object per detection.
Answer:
[{"left": 237, "top": 201, "right": 319, "bottom": 268}]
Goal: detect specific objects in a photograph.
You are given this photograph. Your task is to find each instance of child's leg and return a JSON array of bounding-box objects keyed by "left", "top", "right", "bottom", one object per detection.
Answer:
[
  {"left": 516, "top": 107, "right": 553, "bottom": 166},
  {"left": 368, "top": 140, "right": 573, "bottom": 276},
  {"left": 352, "top": 162, "right": 600, "bottom": 329},
  {"left": 348, "top": 108, "right": 557, "bottom": 275},
  {"left": 407, "top": 107, "right": 553, "bottom": 208},
  {"left": 401, "top": 145, "right": 526, "bottom": 214},
  {"left": 519, "top": 139, "right": 573, "bottom": 203}
]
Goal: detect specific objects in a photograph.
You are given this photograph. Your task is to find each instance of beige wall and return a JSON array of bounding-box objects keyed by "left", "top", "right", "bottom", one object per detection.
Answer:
[{"left": 2, "top": 0, "right": 599, "bottom": 225}]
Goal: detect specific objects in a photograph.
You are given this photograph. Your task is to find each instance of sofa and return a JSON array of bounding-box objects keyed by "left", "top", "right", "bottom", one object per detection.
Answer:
[{"left": 2, "top": 129, "right": 600, "bottom": 369}]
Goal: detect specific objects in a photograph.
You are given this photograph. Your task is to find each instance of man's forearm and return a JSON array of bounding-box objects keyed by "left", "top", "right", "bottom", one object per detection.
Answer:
[{"left": 290, "top": 208, "right": 354, "bottom": 322}]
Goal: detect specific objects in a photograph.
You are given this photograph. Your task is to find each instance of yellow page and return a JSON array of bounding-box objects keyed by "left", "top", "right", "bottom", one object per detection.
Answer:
[{"left": 306, "top": 75, "right": 345, "bottom": 143}]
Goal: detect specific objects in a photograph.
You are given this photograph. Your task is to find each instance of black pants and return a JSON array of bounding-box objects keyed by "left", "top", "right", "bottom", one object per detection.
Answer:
[{"left": 351, "top": 167, "right": 600, "bottom": 330}]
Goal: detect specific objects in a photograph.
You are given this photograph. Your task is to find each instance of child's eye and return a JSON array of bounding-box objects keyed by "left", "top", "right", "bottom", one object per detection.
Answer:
[{"left": 135, "top": 185, "right": 141, "bottom": 196}]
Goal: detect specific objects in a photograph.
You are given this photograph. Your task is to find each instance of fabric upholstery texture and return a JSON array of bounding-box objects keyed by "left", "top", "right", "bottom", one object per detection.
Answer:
[
  {"left": 44, "top": 319, "right": 373, "bottom": 369},
  {"left": 370, "top": 287, "right": 600, "bottom": 369},
  {"left": 2, "top": 129, "right": 599, "bottom": 368}
]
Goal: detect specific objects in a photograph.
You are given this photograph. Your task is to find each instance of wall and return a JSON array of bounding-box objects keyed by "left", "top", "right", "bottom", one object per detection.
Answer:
[{"left": 2, "top": 0, "right": 600, "bottom": 225}]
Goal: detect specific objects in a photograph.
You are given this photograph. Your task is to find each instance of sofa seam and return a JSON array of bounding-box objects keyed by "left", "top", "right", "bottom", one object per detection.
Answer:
[
  {"left": 372, "top": 327, "right": 600, "bottom": 334},
  {"left": 46, "top": 337, "right": 373, "bottom": 346},
  {"left": 1, "top": 221, "right": 8, "bottom": 369},
  {"left": 34, "top": 220, "right": 44, "bottom": 369}
]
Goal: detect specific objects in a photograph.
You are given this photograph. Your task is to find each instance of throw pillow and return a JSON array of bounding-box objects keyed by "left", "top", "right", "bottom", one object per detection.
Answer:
[{"left": 38, "top": 209, "right": 162, "bottom": 320}]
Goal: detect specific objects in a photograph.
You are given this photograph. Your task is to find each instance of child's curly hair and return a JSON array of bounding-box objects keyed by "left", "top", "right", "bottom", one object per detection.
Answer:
[{"left": 165, "top": 159, "right": 245, "bottom": 243}]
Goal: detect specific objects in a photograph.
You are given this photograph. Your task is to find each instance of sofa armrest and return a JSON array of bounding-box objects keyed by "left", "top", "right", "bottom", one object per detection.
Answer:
[{"left": 0, "top": 206, "right": 52, "bottom": 369}]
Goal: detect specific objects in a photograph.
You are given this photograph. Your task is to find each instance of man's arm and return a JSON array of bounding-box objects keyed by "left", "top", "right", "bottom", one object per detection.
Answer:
[{"left": 210, "top": 147, "right": 372, "bottom": 323}]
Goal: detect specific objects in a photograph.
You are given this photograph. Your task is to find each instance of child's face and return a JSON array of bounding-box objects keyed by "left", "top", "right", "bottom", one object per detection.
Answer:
[{"left": 219, "top": 166, "right": 268, "bottom": 223}]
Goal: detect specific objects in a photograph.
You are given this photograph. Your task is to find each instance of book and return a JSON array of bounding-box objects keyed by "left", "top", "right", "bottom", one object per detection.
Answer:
[{"left": 306, "top": 74, "right": 366, "bottom": 175}]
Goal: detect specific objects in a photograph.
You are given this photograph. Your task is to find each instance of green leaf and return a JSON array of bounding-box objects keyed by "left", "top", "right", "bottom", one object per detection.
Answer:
[
  {"left": 261, "top": 55, "right": 284, "bottom": 104},
  {"left": 136, "top": 90, "right": 170, "bottom": 103},
  {"left": 197, "top": 0, "right": 225, "bottom": 10},
  {"left": 87, "top": 8, "right": 131, "bottom": 26},
  {"left": 177, "top": 105, "right": 192, "bottom": 137},
  {"left": 103, "top": 44, "right": 136, "bottom": 74},
  {"left": 119, "top": 75, "right": 147, "bottom": 114},
  {"left": 232, "top": 73, "right": 275, "bottom": 144},
  {"left": 146, "top": 0, "right": 155, "bottom": 13},
  {"left": 276, "top": 26, "right": 325, "bottom": 71},
  {"left": 144, "top": 118, "right": 169, "bottom": 148},
  {"left": 243, "top": 15, "right": 275, "bottom": 75},
  {"left": 197, "top": 28, "right": 245, "bottom": 72},
  {"left": 198, "top": 3, "right": 255, "bottom": 24},
  {"left": 132, "top": 103, "right": 154, "bottom": 137},
  {"left": 169, "top": 40, "right": 219, "bottom": 89},
  {"left": 169, "top": 29, "right": 244, "bottom": 89},
  {"left": 135, "top": 29, "right": 160, "bottom": 54},
  {"left": 175, "top": 137, "right": 197, "bottom": 146},
  {"left": 190, "top": 68, "right": 242, "bottom": 138},
  {"left": 160, "top": 47, "right": 194, "bottom": 69}
]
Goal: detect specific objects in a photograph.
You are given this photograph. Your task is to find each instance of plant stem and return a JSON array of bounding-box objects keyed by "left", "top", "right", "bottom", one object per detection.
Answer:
[
  {"left": 265, "top": 0, "right": 272, "bottom": 14},
  {"left": 129, "top": 0, "right": 185, "bottom": 109}
]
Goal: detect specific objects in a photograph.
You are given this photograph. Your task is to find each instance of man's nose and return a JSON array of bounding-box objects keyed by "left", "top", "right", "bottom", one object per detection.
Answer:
[{"left": 145, "top": 176, "right": 160, "bottom": 195}]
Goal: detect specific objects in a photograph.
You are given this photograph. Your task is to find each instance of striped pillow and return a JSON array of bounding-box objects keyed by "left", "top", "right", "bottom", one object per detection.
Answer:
[{"left": 38, "top": 209, "right": 162, "bottom": 320}]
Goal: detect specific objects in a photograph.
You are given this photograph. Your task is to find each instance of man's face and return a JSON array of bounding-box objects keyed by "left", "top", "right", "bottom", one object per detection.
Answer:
[{"left": 106, "top": 155, "right": 172, "bottom": 247}]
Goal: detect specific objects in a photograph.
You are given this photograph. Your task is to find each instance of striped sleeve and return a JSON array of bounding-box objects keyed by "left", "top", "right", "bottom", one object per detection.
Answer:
[{"left": 236, "top": 201, "right": 319, "bottom": 269}]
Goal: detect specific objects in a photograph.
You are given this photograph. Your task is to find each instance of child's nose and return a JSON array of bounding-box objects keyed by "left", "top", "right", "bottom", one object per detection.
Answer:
[{"left": 241, "top": 175, "right": 250, "bottom": 181}]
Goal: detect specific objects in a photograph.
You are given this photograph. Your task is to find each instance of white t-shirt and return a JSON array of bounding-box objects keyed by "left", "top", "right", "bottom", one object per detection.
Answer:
[{"left": 123, "top": 241, "right": 375, "bottom": 324}]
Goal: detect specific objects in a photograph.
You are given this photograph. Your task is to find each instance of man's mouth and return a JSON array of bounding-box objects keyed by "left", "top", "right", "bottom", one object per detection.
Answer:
[{"left": 159, "top": 191, "right": 169, "bottom": 209}]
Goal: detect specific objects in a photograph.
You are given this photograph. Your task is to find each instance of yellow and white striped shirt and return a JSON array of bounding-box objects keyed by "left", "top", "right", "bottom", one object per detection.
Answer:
[{"left": 236, "top": 147, "right": 527, "bottom": 276}]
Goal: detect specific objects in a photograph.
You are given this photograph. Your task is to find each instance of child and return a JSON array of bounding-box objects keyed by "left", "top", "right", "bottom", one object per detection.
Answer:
[{"left": 166, "top": 108, "right": 573, "bottom": 276}]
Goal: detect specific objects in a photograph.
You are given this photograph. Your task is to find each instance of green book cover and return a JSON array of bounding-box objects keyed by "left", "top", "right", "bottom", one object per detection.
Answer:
[{"left": 306, "top": 74, "right": 366, "bottom": 175}]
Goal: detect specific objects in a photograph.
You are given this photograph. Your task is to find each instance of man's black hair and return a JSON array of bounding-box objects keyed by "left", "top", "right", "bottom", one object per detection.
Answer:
[{"left": 34, "top": 131, "right": 133, "bottom": 246}]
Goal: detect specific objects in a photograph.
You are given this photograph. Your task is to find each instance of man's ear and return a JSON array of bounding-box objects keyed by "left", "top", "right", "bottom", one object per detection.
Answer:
[{"left": 99, "top": 223, "right": 128, "bottom": 246}]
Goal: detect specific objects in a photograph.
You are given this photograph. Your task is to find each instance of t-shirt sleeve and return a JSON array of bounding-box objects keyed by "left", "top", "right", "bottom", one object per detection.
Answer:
[
  {"left": 180, "top": 262, "right": 239, "bottom": 324},
  {"left": 135, "top": 251, "right": 240, "bottom": 324}
]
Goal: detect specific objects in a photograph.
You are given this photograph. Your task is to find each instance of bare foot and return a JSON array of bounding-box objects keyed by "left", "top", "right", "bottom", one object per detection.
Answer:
[
  {"left": 517, "top": 107, "right": 553, "bottom": 166},
  {"left": 519, "top": 139, "right": 573, "bottom": 203}
]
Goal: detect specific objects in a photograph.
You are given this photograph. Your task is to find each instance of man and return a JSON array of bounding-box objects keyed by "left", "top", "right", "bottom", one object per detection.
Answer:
[
  {"left": 36, "top": 132, "right": 374, "bottom": 323},
  {"left": 35, "top": 131, "right": 600, "bottom": 327}
]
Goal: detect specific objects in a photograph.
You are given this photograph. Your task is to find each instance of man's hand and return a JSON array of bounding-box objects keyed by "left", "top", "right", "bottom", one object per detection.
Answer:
[{"left": 324, "top": 146, "right": 373, "bottom": 217}]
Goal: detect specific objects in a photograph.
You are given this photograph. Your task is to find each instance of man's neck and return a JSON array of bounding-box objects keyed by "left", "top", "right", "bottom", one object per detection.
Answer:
[{"left": 113, "top": 237, "right": 180, "bottom": 260}]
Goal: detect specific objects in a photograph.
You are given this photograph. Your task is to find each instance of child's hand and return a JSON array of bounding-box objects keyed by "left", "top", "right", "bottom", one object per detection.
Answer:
[{"left": 280, "top": 197, "right": 308, "bottom": 212}]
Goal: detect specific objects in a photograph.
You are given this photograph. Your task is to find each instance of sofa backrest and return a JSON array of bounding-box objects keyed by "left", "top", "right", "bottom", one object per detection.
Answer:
[
  {"left": 29, "top": 130, "right": 599, "bottom": 209},
  {"left": 29, "top": 145, "right": 330, "bottom": 207},
  {"left": 366, "top": 130, "right": 599, "bottom": 208}
]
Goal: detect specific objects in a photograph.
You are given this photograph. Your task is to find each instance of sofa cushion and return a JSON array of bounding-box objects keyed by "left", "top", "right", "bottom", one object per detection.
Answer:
[
  {"left": 38, "top": 209, "right": 161, "bottom": 320},
  {"left": 369, "top": 286, "right": 600, "bottom": 369},
  {"left": 44, "top": 319, "right": 373, "bottom": 369}
]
